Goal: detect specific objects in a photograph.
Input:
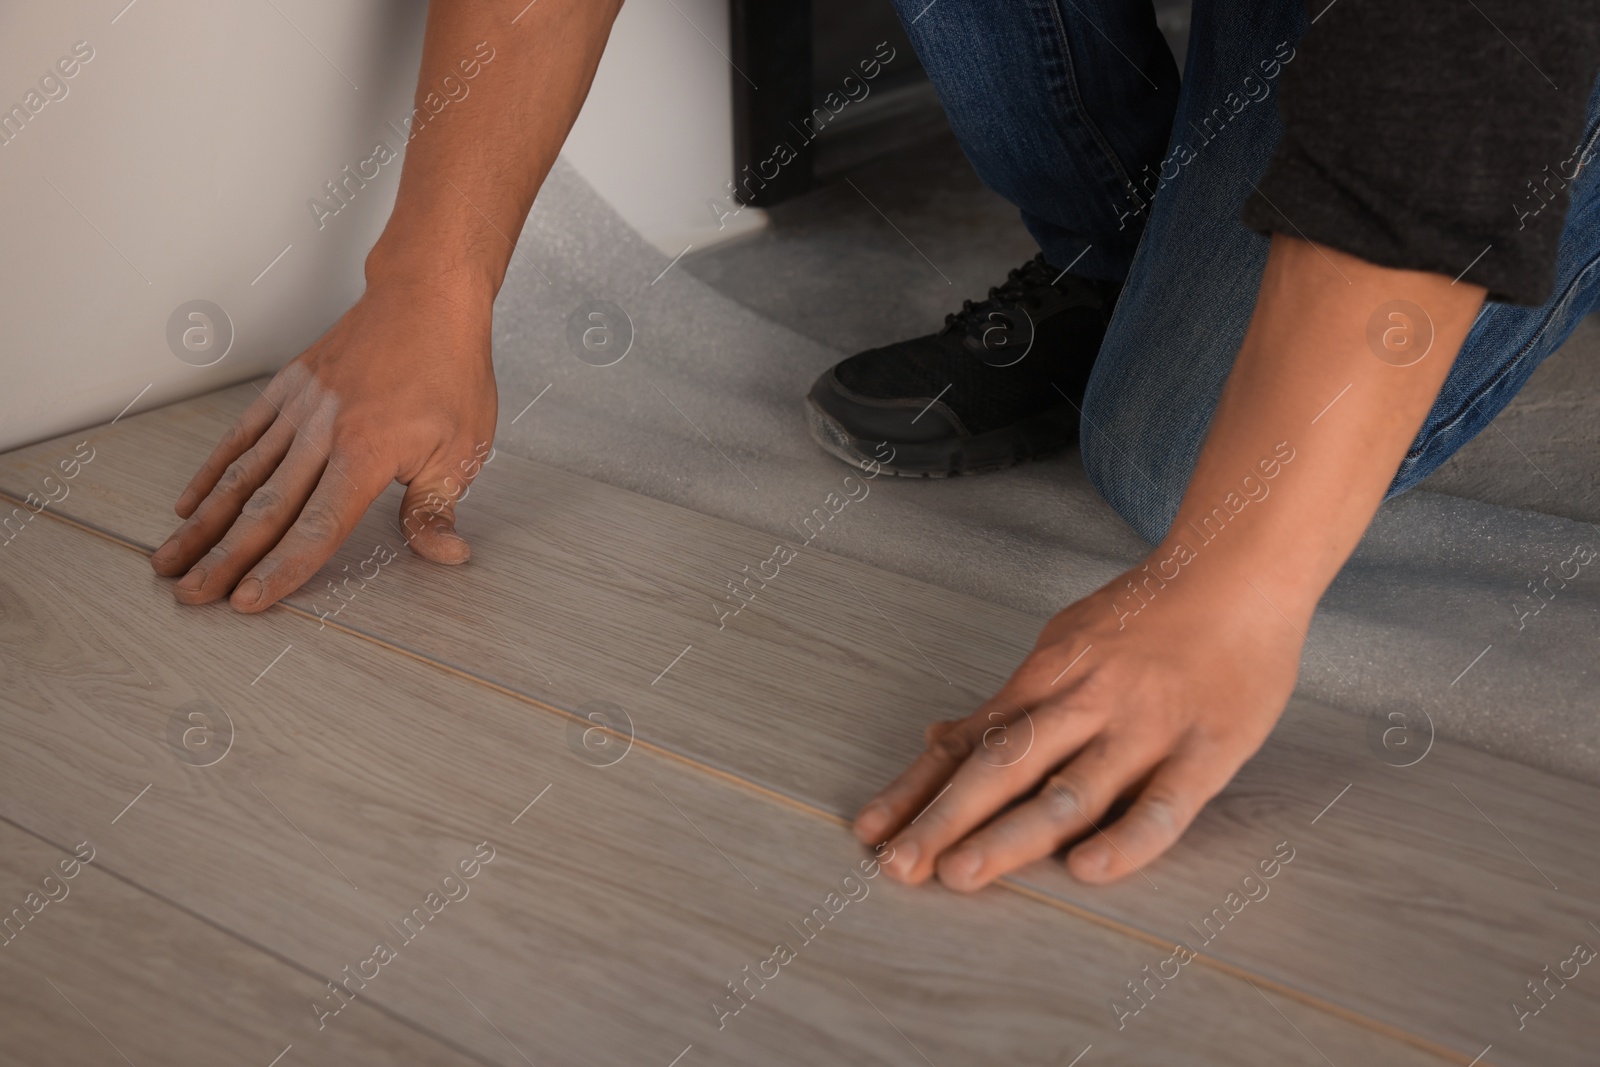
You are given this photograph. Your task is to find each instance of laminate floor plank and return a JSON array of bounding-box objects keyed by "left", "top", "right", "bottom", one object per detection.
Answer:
[
  {"left": 4, "top": 385, "right": 1595, "bottom": 1063},
  {"left": 0, "top": 513, "right": 1452, "bottom": 1066},
  {"left": 1012, "top": 703, "right": 1600, "bottom": 1067},
  {"left": 0, "top": 820, "right": 483, "bottom": 1067}
]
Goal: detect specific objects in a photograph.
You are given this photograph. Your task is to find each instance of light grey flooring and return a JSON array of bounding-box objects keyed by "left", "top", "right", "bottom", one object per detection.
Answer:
[
  {"left": 4, "top": 384, "right": 1597, "bottom": 1066},
  {"left": 476, "top": 148, "right": 1600, "bottom": 787}
]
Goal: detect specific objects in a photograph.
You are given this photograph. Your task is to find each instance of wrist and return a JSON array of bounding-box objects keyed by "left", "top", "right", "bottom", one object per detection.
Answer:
[
  {"left": 1141, "top": 525, "right": 1326, "bottom": 628},
  {"left": 364, "top": 198, "right": 509, "bottom": 303},
  {"left": 352, "top": 254, "right": 498, "bottom": 371},
  {"left": 366, "top": 241, "right": 500, "bottom": 302}
]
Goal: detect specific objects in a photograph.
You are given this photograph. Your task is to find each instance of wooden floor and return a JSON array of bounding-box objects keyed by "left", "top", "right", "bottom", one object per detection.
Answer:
[{"left": 0, "top": 382, "right": 1594, "bottom": 1066}]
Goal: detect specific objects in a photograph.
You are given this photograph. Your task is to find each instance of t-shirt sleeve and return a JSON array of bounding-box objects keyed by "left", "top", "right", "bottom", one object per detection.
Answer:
[{"left": 1241, "top": 0, "right": 1600, "bottom": 306}]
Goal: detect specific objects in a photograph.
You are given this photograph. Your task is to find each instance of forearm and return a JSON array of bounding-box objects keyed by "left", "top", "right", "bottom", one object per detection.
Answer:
[
  {"left": 365, "top": 0, "right": 623, "bottom": 298},
  {"left": 1154, "top": 235, "right": 1487, "bottom": 624}
]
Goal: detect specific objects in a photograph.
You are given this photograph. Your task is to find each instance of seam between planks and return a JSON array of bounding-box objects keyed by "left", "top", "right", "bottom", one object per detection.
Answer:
[
  {"left": 0, "top": 490, "right": 1491, "bottom": 1067},
  {"left": 0, "top": 812, "right": 512, "bottom": 1067}
]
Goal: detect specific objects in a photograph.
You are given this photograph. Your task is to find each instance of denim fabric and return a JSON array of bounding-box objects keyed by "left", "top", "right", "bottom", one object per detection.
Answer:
[
  {"left": 896, "top": 0, "right": 1600, "bottom": 544},
  {"left": 890, "top": 0, "right": 1180, "bottom": 282}
]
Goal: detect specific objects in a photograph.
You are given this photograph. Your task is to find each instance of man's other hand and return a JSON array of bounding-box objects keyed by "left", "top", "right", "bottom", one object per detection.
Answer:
[{"left": 151, "top": 278, "right": 497, "bottom": 612}]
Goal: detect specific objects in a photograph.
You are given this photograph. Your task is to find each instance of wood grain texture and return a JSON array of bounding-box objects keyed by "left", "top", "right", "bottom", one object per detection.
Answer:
[
  {"left": 1013, "top": 704, "right": 1600, "bottom": 1067},
  {"left": 3, "top": 383, "right": 1595, "bottom": 1063},
  {"left": 0, "top": 819, "right": 480, "bottom": 1067},
  {"left": 0, "top": 508, "right": 1452, "bottom": 1066}
]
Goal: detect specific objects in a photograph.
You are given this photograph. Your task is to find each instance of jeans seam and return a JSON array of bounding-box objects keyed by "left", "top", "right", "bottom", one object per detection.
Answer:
[
  {"left": 1044, "top": 0, "right": 1136, "bottom": 197},
  {"left": 1409, "top": 246, "right": 1600, "bottom": 462}
]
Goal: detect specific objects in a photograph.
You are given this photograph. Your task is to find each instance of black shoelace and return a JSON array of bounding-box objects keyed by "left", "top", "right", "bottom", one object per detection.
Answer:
[{"left": 941, "top": 253, "right": 1060, "bottom": 337}]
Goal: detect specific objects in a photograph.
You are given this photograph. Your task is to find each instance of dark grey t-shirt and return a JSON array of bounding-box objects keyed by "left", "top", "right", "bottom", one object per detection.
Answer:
[{"left": 1242, "top": 0, "right": 1600, "bottom": 305}]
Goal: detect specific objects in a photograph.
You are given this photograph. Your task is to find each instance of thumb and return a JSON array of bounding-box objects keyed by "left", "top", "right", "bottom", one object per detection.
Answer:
[{"left": 397, "top": 457, "right": 476, "bottom": 565}]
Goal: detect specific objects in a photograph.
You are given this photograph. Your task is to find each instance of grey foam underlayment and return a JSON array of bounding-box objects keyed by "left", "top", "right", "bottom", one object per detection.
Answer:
[{"left": 490, "top": 158, "right": 1600, "bottom": 786}]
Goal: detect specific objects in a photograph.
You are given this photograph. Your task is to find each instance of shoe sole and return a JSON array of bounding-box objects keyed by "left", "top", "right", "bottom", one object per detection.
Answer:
[{"left": 804, "top": 395, "right": 1077, "bottom": 478}]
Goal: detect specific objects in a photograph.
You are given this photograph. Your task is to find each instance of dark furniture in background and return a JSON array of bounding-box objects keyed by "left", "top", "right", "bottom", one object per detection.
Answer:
[
  {"left": 727, "top": 0, "right": 1193, "bottom": 210},
  {"left": 729, "top": 0, "right": 932, "bottom": 208}
]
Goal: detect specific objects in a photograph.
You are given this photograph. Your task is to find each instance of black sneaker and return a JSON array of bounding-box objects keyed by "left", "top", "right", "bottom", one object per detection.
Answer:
[{"left": 805, "top": 253, "right": 1120, "bottom": 477}]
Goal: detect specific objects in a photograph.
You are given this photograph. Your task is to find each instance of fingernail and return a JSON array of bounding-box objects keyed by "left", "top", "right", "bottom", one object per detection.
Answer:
[
  {"left": 857, "top": 801, "right": 891, "bottom": 836},
  {"left": 942, "top": 848, "right": 983, "bottom": 890},
  {"left": 436, "top": 529, "right": 472, "bottom": 564},
  {"left": 175, "top": 490, "right": 194, "bottom": 514},
  {"left": 152, "top": 538, "right": 178, "bottom": 565},
  {"left": 175, "top": 567, "right": 206, "bottom": 594},
  {"left": 234, "top": 577, "right": 263, "bottom": 607},
  {"left": 888, "top": 841, "right": 919, "bottom": 880},
  {"left": 1074, "top": 844, "right": 1109, "bottom": 878}
]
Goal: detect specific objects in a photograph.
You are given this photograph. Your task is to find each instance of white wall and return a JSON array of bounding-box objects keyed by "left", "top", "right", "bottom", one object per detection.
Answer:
[
  {"left": 0, "top": 0, "right": 756, "bottom": 453},
  {"left": 564, "top": 0, "right": 767, "bottom": 255}
]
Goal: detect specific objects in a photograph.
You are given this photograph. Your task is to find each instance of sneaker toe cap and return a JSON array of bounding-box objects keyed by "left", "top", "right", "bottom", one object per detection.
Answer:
[{"left": 806, "top": 365, "right": 970, "bottom": 445}]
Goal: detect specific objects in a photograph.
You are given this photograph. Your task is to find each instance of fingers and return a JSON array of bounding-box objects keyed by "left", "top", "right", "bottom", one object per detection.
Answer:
[
  {"left": 169, "top": 437, "right": 329, "bottom": 604},
  {"left": 853, "top": 717, "right": 986, "bottom": 847},
  {"left": 933, "top": 736, "right": 1162, "bottom": 892},
  {"left": 1065, "top": 741, "right": 1238, "bottom": 885},
  {"left": 915, "top": 726, "right": 1164, "bottom": 895},
  {"left": 173, "top": 387, "right": 283, "bottom": 518},
  {"left": 396, "top": 453, "right": 480, "bottom": 565},
  {"left": 228, "top": 446, "right": 392, "bottom": 613},
  {"left": 857, "top": 671, "right": 1094, "bottom": 844},
  {"left": 877, "top": 704, "right": 1108, "bottom": 886},
  {"left": 851, "top": 647, "right": 1094, "bottom": 850},
  {"left": 152, "top": 420, "right": 297, "bottom": 576}
]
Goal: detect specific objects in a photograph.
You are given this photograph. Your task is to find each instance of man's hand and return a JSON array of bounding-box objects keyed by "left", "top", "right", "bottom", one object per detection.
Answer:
[
  {"left": 151, "top": 280, "right": 496, "bottom": 612},
  {"left": 854, "top": 555, "right": 1300, "bottom": 890},
  {"left": 150, "top": 0, "right": 623, "bottom": 611},
  {"left": 856, "top": 235, "right": 1489, "bottom": 887}
]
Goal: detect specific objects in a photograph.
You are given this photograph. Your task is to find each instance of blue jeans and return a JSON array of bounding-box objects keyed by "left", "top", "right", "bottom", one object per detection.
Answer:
[{"left": 893, "top": 0, "right": 1600, "bottom": 544}]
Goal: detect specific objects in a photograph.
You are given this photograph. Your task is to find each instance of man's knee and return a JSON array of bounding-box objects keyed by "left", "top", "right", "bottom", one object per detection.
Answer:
[{"left": 1078, "top": 406, "right": 1186, "bottom": 546}]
